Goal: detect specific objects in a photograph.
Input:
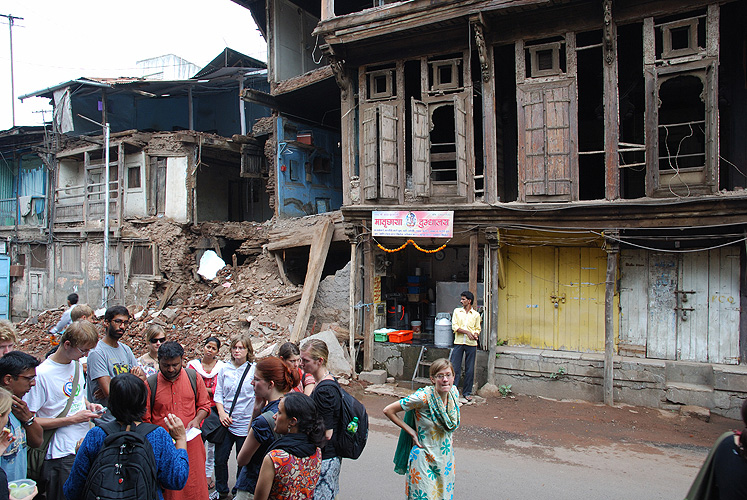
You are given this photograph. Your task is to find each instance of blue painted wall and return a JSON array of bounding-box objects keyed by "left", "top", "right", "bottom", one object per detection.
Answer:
[
  {"left": 67, "top": 78, "right": 271, "bottom": 137},
  {"left": 275, "top": 116, "right": 342, "bottom": 218}
]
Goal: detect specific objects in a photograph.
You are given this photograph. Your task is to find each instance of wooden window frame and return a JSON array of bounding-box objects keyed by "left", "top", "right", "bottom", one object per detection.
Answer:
[
  {"left": 528, "top": 42, "right": 562, "bottom": 78},
  {"left": 661, "top": 19, "right": 700, "bottom": 59},
  {"left": 367, "top": 69, "right": 395, "bottom": 100},
  {"left": 60, "top": 244, "right": 81, "bottom": 275},
  {"left": 129, "top": 243, "right": 158, "bottom": 277},
  {"left": 429, "top": 60, "right": 460, "bottom": 91},
  {"left": 127, "top": 165, "right": 142, "bottom": 190}
]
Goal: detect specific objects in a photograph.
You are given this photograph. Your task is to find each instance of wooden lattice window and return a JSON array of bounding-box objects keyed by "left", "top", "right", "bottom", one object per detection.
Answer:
[{"left": 130, "top": 244, "right": 156, "bottom": 276}]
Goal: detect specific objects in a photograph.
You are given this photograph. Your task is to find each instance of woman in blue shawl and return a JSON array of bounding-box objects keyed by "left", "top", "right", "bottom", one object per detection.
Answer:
[{"left": 384, "top": 358, "right": 460, "bottom": 500}]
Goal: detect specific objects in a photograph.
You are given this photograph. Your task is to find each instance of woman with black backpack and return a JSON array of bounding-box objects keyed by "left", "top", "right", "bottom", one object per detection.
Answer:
[
  {"left": 300, "top": 339, "right": 342, "bottom": 500},
  {"left": 63, "top": 373, "right": 189, "bottom": 500}
]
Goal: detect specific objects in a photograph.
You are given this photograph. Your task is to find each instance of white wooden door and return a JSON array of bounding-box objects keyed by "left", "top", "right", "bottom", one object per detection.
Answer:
[
  {"left": 620, "top": 248, "right": 741, "bottom": 364},
  {"left": 646, "top": 253, "right": 678, "bottom": 360},
  {"left": 29, "top": 271, "right": 44, "bottom": 314},
  {"left": 706, "top": 247, "right": 740, "bottom": 364}
]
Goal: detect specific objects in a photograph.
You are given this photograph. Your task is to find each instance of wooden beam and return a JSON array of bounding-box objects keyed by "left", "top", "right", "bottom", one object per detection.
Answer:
[
  {"left": 603, "top": 1, "right": 620, "bottom": 200},
  {"left": 643, "top": 16, "right": 657, "bottom": 197},
  {"left": 291, "top": 218, "right": 335, "bottom": 343},
  {"left": 468, "top": 232, "right": 478, "bottom": 299},
  {"left": 269, "top": 292, "right": 303, "bottom": 306},
  {"left": 242, "top": 88, "right": 279, "bottom": 109},
  {"left": 603, "top": 233, "right": 619, "bottom": 406},
  {"left": 488, "top": 243, "right": 499, "bottom": 385},
  {"left": 348, "top": 241, "right": 357, "bottom": 373},
  {"left": 363, "top": 236, "right": 374, "bottom": 371},
  {"left": 340, "top": 69, "right": 355, "bottom": 207},
  {"left": 273, "top": 251, "right": 291, "bottom": 286},
  {"left": 321, "top": 0, "right": 334, "bottom": 22},
  {"left": 481, "top": 42, "right": 498, "bottom": 203}
]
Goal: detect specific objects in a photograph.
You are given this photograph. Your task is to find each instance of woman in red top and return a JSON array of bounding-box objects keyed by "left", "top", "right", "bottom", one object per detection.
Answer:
[
  {"left": 187, "top": 336, "right": 226, "bottom": 489},
  {"left": 278, "top": 342, "right": 315, "bottom": 396}
]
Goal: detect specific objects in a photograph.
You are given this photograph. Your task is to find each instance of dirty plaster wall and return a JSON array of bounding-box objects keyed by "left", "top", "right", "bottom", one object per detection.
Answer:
[
  {"left": 165, "top": 157, "right": 189, "bottom": 222},
  {"left": 9, "top": 243, "right": 29, "bottom": 319}
]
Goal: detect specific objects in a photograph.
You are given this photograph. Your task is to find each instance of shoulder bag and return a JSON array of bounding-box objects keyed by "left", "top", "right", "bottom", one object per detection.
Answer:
[
  {"left": 203, "top": 363, "right": 252, "bottom": 444},
  {"left": 27, "top": 360, "right": 80, "bottom": 483}
]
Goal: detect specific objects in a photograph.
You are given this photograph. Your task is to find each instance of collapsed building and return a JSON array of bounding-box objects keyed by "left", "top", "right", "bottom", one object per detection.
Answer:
[
  {"left": 2, "top": 49, "right": 351, "bottom": 356},
  {"left": 232, "top": 0, "right": 747, "bottom": 417}
]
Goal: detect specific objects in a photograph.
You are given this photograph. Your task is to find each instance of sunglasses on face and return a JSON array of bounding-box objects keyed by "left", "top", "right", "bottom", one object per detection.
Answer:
[{"left": 149, "top": 337, "right": 166, "bottom": 344}]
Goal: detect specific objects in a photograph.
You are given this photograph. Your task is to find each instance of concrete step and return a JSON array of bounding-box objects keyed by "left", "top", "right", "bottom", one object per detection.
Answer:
[
  {"left": 665, "top": 381, "right": 714, "bottom": 408},
  {"left": 665, "top": 361, "right": 714, "bottom": 386}
]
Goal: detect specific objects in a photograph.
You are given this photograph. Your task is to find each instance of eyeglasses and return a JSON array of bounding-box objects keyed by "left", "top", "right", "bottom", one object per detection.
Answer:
[
  {"left": 149, "top": 338, "right": 166, "bottom": 344},
  {"left": 76, "top": 346, "right": 90, "bottom": 355},
  {"left": 433, "top": 374, "right": 453, "bottom": 380},
  {"left": 16, "top": 375, "right": 36, "bottom": 382},
  {"left": 111, "top": 319, "right": 130, "bottom": 326}
]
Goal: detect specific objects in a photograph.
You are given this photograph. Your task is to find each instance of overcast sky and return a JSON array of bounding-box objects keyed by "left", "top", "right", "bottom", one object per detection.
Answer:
[{"left": 0, "top": 0, "right": 267, "bottom": 130}]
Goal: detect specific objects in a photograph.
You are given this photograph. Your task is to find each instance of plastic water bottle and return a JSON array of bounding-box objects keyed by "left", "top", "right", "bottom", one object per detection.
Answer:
[{"left": 346, "top": 417, "right": 359, "bottom": 435}]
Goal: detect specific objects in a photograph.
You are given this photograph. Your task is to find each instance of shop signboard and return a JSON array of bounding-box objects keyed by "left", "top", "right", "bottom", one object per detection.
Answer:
[{"left": 372, "top": 210, "right": 453, "bottom": 238}]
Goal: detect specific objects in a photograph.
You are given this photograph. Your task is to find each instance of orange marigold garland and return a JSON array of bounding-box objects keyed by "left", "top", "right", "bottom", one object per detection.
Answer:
[{"left": 376, "top": 239, "right": 448, "bottom": 254}]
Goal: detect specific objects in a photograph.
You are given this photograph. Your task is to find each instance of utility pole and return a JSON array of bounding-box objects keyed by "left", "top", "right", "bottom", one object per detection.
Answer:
[
  {"left": 1, "top": 14, "right": 23, "bottom": 127},
  {"left": 77, "top": 114, "right": 111, "bottom": 308}
]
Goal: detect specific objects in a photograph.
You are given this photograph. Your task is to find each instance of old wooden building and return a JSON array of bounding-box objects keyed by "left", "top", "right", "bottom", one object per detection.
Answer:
[{"left": 237, "top": 0, "right": 747, "bottom": 416}]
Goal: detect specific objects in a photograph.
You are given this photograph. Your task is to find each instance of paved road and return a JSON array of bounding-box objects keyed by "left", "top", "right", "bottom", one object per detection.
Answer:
[{"left": 339, "top": 417, "right": 705, "bottom": 499}]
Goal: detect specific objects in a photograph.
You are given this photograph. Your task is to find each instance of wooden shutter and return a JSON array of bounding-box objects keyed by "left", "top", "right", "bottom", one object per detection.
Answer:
[
  {"left": 411, "top": 98, "right": 430, "bottom": 196},
  {"left": 454, "top": 95, "right": 469, "bottom": 197},
  {"left": 378, "top": 103, "right": 399, "bottom": 199},
  {"left": 361, "top": 106, "right": 378, "bottom": 200},
  {"left": 517, "top": 79, "right": 576, "bottom": 201}
]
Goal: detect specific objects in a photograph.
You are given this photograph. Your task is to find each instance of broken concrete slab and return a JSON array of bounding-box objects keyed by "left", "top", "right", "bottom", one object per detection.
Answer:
[
  {"left": 301, "top": 330, "right": 352, "bottom": 376},
  {"left": 359, "top": 370, "right": 387, "bottom": 385},
  {"left": 364, "top": 384, "right": 414, "bottom": 398},
  {"left": 680, "top": 405, "right": 711, "bottom": 422}
]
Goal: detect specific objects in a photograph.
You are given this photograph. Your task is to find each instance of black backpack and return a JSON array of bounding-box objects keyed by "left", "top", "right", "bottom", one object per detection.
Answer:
[
  {"left": 82, "top": 421, "right": 160, "bottom": 500},
  {"left": 317, "top": 379, "right": 368, "bottom": 459}
]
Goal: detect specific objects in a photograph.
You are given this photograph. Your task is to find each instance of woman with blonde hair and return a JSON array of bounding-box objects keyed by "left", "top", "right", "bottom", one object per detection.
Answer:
[
  {"left": 213, "top": 336, "right": 256, "bottom": 500},
  {"left": 384, "top": 358, "right": 460, "bottom": 500},
  {"left": 0, "top": 388, "right": 37, "bottom": 500},
  {"left": 300, "top": 339, "right": 342, "bottom": 500},
  {"left": 138, "top": 324, "right": 166, "bottom": 377}
]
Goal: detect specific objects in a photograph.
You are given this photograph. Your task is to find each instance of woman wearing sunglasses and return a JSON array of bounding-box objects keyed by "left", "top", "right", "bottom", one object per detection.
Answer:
[{"left": 138, "top": 325, "right": 166, "bottom": 377}]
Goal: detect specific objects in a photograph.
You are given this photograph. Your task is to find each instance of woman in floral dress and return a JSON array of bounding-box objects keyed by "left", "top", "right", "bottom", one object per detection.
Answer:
[{"left": 384, "top": 358, "right": 460, "bottom": 500}]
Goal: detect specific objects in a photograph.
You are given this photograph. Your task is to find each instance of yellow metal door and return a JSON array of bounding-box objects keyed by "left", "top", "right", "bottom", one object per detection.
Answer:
[
  {"left": 500, "top": 246, "right": 555, "bottom": 348},
  {"left": 500, "top": 245, "right": 612, "bottom": 352},
  {"left": 556, "top": 247, "right": 607, "bottom": 352}
]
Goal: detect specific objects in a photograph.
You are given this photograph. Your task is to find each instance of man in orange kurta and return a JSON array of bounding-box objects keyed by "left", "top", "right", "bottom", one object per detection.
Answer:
[{"left": 145, "top": 341, "right": 211, "bottom": 500}]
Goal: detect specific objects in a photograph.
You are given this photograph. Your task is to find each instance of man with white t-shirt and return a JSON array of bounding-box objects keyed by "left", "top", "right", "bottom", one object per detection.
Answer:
[{"left": 25, "top": 320, "right": 103, "bottom": 500}]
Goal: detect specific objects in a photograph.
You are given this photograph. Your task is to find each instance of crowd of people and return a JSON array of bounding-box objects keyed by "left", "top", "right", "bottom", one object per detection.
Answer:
[
  {"left": 0, "top": 304, "right": 345, "bottom": 500},
  {"left": 3, "top": 291, "right": 741, "bottom": 500}
]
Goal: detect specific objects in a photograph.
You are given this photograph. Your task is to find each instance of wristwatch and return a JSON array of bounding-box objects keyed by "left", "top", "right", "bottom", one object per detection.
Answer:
[{"left": 23, "top": 416, "right": 34, "bottom": 426}]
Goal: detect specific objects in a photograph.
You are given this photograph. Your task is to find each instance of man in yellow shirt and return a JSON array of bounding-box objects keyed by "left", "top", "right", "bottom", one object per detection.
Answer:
[{"left": 451, "top": 291, "right": 481, "bottom": 401}]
